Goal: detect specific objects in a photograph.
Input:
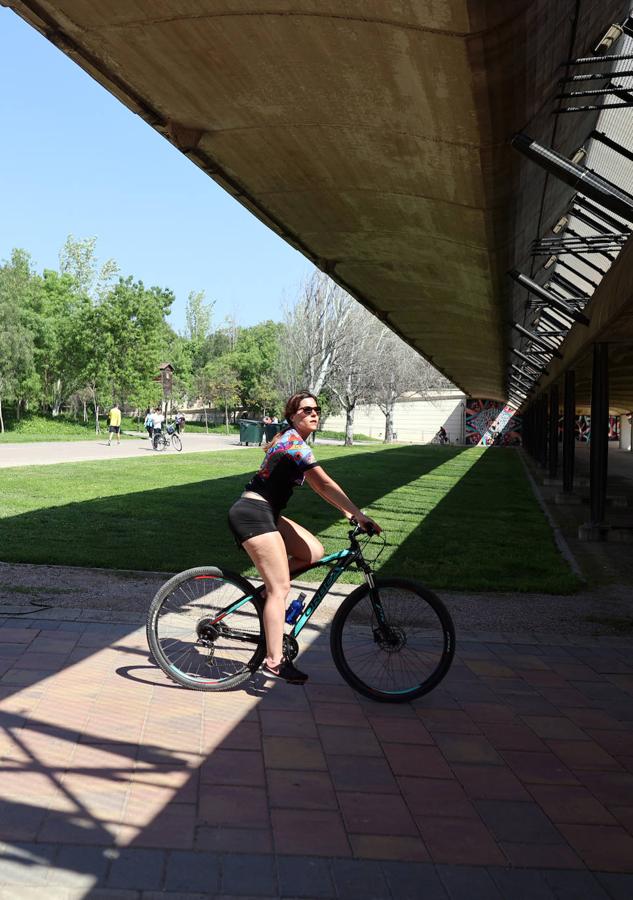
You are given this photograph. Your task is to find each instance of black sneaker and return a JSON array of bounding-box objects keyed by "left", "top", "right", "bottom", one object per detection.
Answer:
[{"left": 262, "top": 659, "right": 308, "bottom": 684}]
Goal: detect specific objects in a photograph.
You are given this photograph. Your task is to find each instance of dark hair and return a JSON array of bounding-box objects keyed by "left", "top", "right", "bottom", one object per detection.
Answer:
[
  {"left": 264, "top": 391, "right": 317, "bottom": 449},
  {"left": 283, "top": 391, "right": 317, "bottom": 422}
]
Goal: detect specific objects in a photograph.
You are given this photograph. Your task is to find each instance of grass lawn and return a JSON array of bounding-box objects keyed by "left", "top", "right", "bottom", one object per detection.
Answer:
[{"left": 0, "top": 445, "right": 580, "bottom": 593}]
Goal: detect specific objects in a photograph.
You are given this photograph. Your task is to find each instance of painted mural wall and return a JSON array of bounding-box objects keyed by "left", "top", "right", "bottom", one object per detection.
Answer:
[
  {"left": 465, "top": 400, "right": 522, "bottom": 446},
  {"left": 557, "top": 415, "right": 621, "bottom": 443}
]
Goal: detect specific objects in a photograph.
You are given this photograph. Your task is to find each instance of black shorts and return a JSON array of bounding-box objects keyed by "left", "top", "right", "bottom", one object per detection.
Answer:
[
  {"left": 109, "top": 425, "right": 120, "bottom": 434},
  {"left": 228, "top": 497, "right": 279, "bottom": 545}
]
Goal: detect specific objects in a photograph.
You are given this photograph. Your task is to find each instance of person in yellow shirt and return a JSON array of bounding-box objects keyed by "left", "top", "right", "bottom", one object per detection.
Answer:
[{"left": 107, "top": 403, "right": 122, "bottom": 446}]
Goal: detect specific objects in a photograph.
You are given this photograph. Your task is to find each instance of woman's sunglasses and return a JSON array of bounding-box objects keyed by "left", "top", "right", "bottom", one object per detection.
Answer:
[{"left": 298, "top": 405, "right": 321, "bottom": 415}]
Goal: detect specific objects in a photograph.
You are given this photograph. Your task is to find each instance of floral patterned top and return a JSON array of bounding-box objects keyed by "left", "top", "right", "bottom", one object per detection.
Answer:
[{"left": 245, "top": 428, "right": 320, "bottom": 513}]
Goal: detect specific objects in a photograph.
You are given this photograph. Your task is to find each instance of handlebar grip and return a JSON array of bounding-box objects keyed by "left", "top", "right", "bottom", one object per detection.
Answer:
[{"left": 349, "top": 517, "right": 375, "bottom": 537}]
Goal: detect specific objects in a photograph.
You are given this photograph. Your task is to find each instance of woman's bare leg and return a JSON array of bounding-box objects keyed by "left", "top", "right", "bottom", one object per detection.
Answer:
[
  {"left": 241, "top": 531, "right": 290, "bottom": 667},
  {"left": 278, "top": 516, "right": 324, "bottom": 572}
]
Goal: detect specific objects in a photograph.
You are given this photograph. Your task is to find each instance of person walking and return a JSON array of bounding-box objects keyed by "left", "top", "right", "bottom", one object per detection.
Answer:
[
  {"left": 144, "top": 407, "right": 154, "bottom": 444},
  {"left": 107, "top": 403, "right": 122, "bottom": 446},
  {"left": 227, "top": 391, "right": 381, "bottom": 684},
  {"left": 152, "top": 406, "right": 164, "bottom": 449}
]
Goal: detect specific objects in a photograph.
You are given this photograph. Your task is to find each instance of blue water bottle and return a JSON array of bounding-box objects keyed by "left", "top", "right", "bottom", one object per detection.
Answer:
[{"left": 285, "top": 591, "right": 307, "bottom": 625}]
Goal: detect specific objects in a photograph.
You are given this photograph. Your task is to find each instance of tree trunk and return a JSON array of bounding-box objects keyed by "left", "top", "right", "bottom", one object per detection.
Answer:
[
  {"left": 384, "top": 403, "right": 395, "bottom": 443},
  {"left": 52, "top": 379, "right": 63, "bottom": 416},
  {"left": 83, "top": 401, "right": 88, "bottom": 423},
  {"left": 94, "top": 402, "right": 100, "bottom": 434},
  {"left": 345, "top": 405, "right": 355, "bottom": 446},
  {"left": 204, "top": 403, "right": 209, "bottom": 434},
  {"left": 16, "top": 399, "right": 21, "bottom": 421},
  {"left": 0, "top": 397, "right": 4, "bottom": 433},
  {"left": 224, "top": 402, "right": 230, "bottom": 435}
]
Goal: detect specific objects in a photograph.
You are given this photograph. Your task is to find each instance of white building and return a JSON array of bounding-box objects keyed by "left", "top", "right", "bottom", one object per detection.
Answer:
[{"left": 323, "top": 390, "right": 467, "bottom": 444}]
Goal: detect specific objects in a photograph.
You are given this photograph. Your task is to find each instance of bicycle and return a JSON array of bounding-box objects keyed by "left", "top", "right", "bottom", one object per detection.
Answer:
[
  {"left": 153, "top": 426, "right": 182, "bottom": 452},
  {"left": 146, "top": 522, "right": 455, "bottom": 703}
]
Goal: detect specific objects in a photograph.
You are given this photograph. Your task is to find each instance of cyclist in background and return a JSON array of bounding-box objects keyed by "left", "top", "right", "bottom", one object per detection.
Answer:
[
  {"left": 144, "top": 407, "right": 154, "bottom": 444},
  {"left": 152, "top": 406, "right": 164, "bottom": 450},
  {"left": 228, "top": 391, "right": 381, "bottom": 684}
]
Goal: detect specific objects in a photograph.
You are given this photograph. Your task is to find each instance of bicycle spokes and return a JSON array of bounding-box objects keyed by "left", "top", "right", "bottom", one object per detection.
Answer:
[
  {"left": 148, "top": 570, "right": 265, "bottom": 687},
  {"left": 333, "top": 580, "right": 453, "bottom": 699}
]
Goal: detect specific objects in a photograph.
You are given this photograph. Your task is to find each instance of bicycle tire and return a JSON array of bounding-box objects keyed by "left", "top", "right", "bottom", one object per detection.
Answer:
[
  {"left": 330, "top": 577, "right": 455, "bottom": 703},
  {"left": 147, "top": 566, "right": 266, "bottom": 691},
  {"left": 171, "top": 434, "right": 182, "bottom": 452}
]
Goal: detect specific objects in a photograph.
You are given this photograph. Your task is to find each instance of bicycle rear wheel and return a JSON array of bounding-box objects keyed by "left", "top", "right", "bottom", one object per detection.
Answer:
[
  {"left": 147, "top": 566, "right": 266, "bottom": 690},
  {"left": 330, "top": 577, "right": 455, "bottom": 703},
  {"left": 171, "top": 434, "right": 182, "bottom": 452}
]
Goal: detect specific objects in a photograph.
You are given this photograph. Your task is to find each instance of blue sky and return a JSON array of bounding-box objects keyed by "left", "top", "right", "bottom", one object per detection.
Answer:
[{"left": 0, "top": 8, "right": 311, "bottom": 332}]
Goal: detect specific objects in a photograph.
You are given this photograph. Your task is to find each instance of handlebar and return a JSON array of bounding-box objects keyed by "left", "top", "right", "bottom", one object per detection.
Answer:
[{"left": 348, "top": 517, "right": 376, "bottom": 538}]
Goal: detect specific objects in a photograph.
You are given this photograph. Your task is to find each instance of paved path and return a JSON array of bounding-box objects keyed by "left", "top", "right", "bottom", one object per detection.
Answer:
[
  {"left": 0, "top": 432, "right": 250, "bottom": 468},
  {"left": 1, "top": 444, "right": 632, "bottom": 896},
  {"left": 0, "top": 605, "right": 632, "bottom": 898}
]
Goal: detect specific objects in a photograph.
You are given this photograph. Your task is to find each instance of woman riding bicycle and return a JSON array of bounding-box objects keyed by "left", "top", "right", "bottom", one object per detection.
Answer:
[{"left": 228, "top": 391, "right": 381, "bottom": 685}]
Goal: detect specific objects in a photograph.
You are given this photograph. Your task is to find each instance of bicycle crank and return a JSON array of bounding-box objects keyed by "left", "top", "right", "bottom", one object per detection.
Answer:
[{"left": 282, "top": 634, "right": 299, "bottom": 661}]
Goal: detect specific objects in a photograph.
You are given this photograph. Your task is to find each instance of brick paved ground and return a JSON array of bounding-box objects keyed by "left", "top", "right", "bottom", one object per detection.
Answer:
[{"left": 1, "top": 609, "right": 632, "bottom": 899}]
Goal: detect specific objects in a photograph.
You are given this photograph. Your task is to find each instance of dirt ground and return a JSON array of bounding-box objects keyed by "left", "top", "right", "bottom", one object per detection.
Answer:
[{"left": 1, "top": 558, "right": 631, "bottom": 637}]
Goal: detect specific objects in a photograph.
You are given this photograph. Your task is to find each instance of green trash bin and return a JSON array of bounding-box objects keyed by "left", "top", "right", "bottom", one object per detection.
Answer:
[
  {"left": 239, "top": 419, "right": 264, "bottom": 446},
  {"left": 264, "top": 422, "right": 282, "bottom": 442}
]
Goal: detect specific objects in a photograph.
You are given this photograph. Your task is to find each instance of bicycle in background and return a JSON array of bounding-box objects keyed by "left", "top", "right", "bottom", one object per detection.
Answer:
[{"left": 153, "top": 424, "right": 182, "bottom": 452}]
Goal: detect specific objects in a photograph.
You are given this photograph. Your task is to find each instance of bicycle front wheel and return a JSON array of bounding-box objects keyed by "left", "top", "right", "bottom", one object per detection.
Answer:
[
  {"left": 171, "top": 434, "right": 182, "bottom": 452},
  {"left": 330, "top": 577, "right": 455, "bottom": 703},
  {"left": 147, "top": 566, "right": 266, "bottom": 690}
]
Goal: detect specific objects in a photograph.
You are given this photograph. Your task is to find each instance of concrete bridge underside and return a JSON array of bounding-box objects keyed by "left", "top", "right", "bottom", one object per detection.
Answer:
[{"left": 6, "top": 0, "right": 633, "bottom": 408}]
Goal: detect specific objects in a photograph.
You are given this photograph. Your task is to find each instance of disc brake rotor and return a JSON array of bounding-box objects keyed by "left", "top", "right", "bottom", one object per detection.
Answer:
[{"left": 373, "top": 625, "right": 407, "bottom": 653}]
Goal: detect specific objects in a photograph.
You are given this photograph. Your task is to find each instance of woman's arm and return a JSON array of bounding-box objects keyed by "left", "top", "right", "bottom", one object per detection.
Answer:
[{"left": 304, "top": 467, "right": 381, "bottom": 532}]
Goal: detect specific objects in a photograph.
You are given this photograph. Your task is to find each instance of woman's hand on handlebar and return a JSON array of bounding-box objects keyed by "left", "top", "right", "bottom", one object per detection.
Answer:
[{"left": 350, "top": 513, "right": 382, "bottom": 535}]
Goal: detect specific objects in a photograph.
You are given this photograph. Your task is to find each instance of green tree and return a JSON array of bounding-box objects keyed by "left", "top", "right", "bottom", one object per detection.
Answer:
[
  {"left": 58, "top": 235, "right": 119, "bottom": 301},
  {"left": 0, "top": 250, "right": 38, "bottom": 426},
  {"left": 201, "top": 356, "right": 241, "bottom": 433},
  {"left": 99, "top": 278, "right": 174, "bottom": 404},
  {"left": 73, "top": 278, "right": 173, "bottom": 430},
  {"left": 185, "top": 289, "right": 214, "bottom": 344},
  {"left": 26, "top": 269, "right": 86, "bottom": 415},
  {"left": 231, "top": 321, "right": 283, "bottom": 413},
  {"left": 184, "top": 289, "right": 217, "bottom": 377},
  {"left": 162, "top": 323, "right": 193, "bottom": 406}
]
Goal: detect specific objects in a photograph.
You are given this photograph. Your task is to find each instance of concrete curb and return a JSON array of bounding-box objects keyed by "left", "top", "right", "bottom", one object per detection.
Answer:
[{"left": 518, "top": 449, "right": 585, "bottom": 581}]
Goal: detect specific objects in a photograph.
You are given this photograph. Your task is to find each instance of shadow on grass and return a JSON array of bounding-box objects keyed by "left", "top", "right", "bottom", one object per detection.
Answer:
[
  {"left": 0, "top": 444, "right": 579, "bottom": 592},
  {"left": 380, "top": 449, "right": 580, "bottom": 594},
  {"left": 0, "top": 445, "right": 460, "bottom": 575}
]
